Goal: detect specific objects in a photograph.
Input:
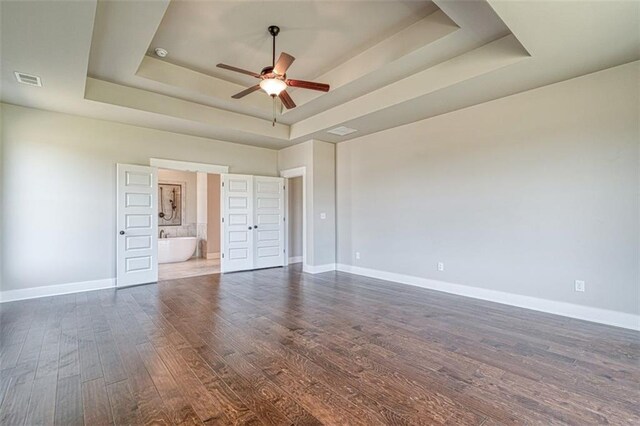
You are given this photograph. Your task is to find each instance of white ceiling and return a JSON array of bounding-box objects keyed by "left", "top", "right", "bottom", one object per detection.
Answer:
[
  {"left": 150, "top": 1, "right": 437, "bottom": 84},
  {"left": 1, "top": 0, "right": 638, "bottom": 149}
]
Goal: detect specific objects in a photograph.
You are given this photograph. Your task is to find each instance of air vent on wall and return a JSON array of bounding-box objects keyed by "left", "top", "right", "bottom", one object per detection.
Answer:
[
  {"left": 327, "top": 126, "right": 357, "bottom": 136},
  {"left": 14, "top": 72, "right": 42, "bottom": 87}
]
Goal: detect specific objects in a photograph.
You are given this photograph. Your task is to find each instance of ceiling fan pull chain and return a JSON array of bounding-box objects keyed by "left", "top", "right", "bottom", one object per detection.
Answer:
[{"left": 272, "top": 96, "right": 277, "bottom": 127}]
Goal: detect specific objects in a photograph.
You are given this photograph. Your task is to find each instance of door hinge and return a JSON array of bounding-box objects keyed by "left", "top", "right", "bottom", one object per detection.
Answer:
[
  {"left": 221, "top": 217, "right": 224, "bottom": 223},
  {"left": 221, "top": 253, "right": 224, "bottom": 258},
  {"left": 222, "top": 181, "right": 224, "bottom": 187},
  {"left": 283, "top": 217, "right": 286, "bottom": 222}
]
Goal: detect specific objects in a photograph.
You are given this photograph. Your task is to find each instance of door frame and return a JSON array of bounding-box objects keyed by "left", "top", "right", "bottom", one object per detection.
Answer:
[
  {"left": 148, "top": 158, "right": 229, "bottom": 272},
  {"left": 280, "top": 167, "right": 307, "bottom": 268}
]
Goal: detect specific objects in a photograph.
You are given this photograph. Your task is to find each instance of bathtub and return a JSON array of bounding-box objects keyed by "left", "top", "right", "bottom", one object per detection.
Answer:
[{"left": 158, "top": 237, "right": 197, "bottom": 264}]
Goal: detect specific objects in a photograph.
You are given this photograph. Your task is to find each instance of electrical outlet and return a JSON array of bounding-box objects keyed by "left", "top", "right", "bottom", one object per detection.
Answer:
[
  {"left": 438, "top": 262, "right": 445, "bottom": 272},
  {"left": 574, "top": 280, "right": 585, "bottom": 292},
  {"left": 355, "top": 252, "right": 361, "bottom": 260}
]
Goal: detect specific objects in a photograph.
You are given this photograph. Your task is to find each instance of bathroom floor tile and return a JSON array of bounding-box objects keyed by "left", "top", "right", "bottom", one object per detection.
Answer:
[{"left": 158, "top": 258, "right": 220, "bottom": 281}]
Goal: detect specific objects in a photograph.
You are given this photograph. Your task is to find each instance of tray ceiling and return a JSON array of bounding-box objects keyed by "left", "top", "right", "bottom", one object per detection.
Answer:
[
  {"left": 149, "top": 1, "right": 438, "bottom": 84},
  {"left": 1, "top": 0, "right": 638, "bottom": 149}
]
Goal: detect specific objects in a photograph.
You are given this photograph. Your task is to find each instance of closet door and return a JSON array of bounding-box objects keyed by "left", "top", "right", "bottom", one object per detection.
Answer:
[
  {"left": 221, "top": 174, "right": 254, "bottom": 273},
  {"left": 253, "top": 176, "right": 285, "bottom": 269}
]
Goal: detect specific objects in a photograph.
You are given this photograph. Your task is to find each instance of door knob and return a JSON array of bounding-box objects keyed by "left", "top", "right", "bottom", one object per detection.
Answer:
[
  {"left": 119, "top": 231, "right": 125, "bottom": 235},
  {"left": 254, "top": 225, "right": 258, "bottom": 229},
  {"left": 248, "top": 226, "right": 253, "bottom": 230}
]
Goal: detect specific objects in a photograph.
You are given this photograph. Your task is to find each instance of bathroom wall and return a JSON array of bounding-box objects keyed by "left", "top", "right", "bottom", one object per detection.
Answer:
[
  {"left": 158, "top": 168, "right": 197, "bottom": 239},
  {"left": 0, "top": 104, "right": 278, "bottom": 294},
  {"left": 207, "top": 174, "right": 221, "bottom": 257}
]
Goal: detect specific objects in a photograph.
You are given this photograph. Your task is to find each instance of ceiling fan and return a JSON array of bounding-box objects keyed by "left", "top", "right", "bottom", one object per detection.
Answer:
[{"left": 217, "top": 25, "right": 330, "bottom": 113}]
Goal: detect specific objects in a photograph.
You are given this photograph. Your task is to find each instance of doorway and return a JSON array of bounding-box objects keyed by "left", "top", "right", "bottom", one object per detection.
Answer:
[
  {"left": 157, "top": 168, "right": 222, "bottom": 280},
  {"left": 281, "top": 166, "right": 307, "bottom": 268},
  {"left": 116, "top": 159, "right": 229, "bottom": 287},
  {"left": 287, "top": 176, "right": 303, "bottom": 265}
]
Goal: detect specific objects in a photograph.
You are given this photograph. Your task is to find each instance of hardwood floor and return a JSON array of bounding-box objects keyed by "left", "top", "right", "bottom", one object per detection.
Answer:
[{"left": 1, "top": 265, "right": 638, "bottom": 425}]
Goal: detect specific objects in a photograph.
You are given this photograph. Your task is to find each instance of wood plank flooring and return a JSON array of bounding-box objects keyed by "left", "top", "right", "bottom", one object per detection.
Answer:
[{"left": 1, "top": 265, "right": 638, "bottom": 425}]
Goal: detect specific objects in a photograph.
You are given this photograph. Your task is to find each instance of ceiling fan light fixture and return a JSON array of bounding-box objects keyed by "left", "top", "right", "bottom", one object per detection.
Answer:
[{"left": 259, "top": 78, "right": 287, "bottom": 96}]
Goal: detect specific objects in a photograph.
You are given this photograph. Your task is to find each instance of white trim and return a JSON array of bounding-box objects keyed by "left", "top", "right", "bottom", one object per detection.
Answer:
[
  {"left": 335, "top": 264, "right": 640, "bottom": 331},
  {"left": 150, "top": 158, "right": 229, "bottom": 174},
  {"left": 280, "top": 167, "right": 307, "bottom": 269},
  {"left": 280, "top": 167, "right": 307, "bottom": 179},
  {"left": 288, "top": 256, "right": 303, "bottom": 264},
  {"left": 304, "top": 263, "right": 336, "bottom": 274},
  {"left": 206, "top": 252, "right": 221, "bottom": 260},
  {"left": 0, "top": 278, "right": 116, "bottom": 303}
]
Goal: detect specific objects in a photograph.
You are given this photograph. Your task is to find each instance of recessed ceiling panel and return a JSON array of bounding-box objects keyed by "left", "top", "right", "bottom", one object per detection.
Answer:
[{"left": 148, "top": 0, "right": 437, "bottom": 85}]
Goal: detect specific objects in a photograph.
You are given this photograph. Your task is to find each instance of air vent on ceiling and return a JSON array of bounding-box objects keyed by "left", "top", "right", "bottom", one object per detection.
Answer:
[
  {"left": 327, "top": 126, "right": 357, "bottom": 136},
  {"left": 14, "top": 72, "right": 42, "bottom": 87}
]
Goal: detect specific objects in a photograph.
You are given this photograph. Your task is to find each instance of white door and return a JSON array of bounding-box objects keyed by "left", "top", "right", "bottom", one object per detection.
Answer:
[
  {"left": 221, "top": 174, "right": 254, "bottom": 273},
  {"left": 116, "top": 164, "right": 158, "bottom": 287},
  {"left": 253, "top": 176, "right": 285, "bottom": 269}
]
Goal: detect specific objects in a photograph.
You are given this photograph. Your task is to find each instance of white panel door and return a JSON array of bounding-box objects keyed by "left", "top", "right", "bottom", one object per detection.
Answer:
[
  {"left": 221, "top": 174, "right": 254, "bottom": 273},
  {"left": 116, "top": 164, "right": 158, "bottom": 287},
  {"left": 253, "top": 176, "right": 285, "bottom": 269}
]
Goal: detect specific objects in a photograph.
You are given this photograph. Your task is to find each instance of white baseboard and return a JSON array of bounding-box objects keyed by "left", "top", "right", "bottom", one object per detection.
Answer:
[
  {"left": 0, "top": 278, "right": 116, "bottom": 303},
  {"left": 336, "top": 264, "right": 640, "bottom": 331},
  {"left": 206, "top": 252, "right": 220, "bottom": 260},
  {"left": 288, "top": 256, "right": 303, "bottom": 264},
  {"left": 303, "top": 263, "right": 336, "bottom": 274}
]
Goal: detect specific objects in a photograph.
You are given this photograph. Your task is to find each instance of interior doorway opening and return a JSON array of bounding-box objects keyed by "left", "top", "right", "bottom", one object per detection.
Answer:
[
  {"left": 157, "top": 168, "right": 222, "bottom": 281},
  {"left": 281, "top": 166, "right": 307, "bottom": 269},
  {"left": 287, "top": 176, "right": 303, "bottom": 265}
]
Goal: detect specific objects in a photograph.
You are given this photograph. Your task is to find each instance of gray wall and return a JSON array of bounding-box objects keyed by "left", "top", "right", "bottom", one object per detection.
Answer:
[
  {"left": 337, "top": 62, "right": 639, "bottom": 315},
  {"left": 0, "top": 105, "right": 3, "bottom": 291},
  {"left": 312, "top": 141, "right": 337, "bottom": 266},
  {"left": 278, "top": 139, "right": 336, "bottom": 268},
  {"left": 288, "top": 176, "right": 303, "bottom": 259},
  {"left": 1, "top": 104, "right": 278, "bottom": 292}
]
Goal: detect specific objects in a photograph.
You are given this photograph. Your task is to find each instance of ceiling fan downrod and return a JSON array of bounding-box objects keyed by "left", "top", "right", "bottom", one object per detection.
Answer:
[
  {"left": 268, "top": 25, "right": 280, "bottom": 126},
  {"left": 268, "top": 25, "right": 280, "bottom": 68}
]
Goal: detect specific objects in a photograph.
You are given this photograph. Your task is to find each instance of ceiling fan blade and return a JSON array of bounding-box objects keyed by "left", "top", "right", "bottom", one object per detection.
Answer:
[
  {"left": 217, "top": 63, "right": 260, "bottom": 78},
  {"left": 273, "top": 53, "right": 295, "bottom": 75},
  {"left": 278, "top": 90, "right": 296, "bottom": 109},
  {"left": 286, "top": 79, "right": 330, "bottom": 92},
  {"left": 231, "top": 85, "right": 261, "bottom": 99}
]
